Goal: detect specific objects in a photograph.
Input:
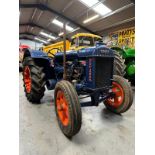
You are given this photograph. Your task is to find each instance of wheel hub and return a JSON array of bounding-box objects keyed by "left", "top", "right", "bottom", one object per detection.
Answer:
[
  {"left": 56, "top": 90, "right": 69, "bottom": 126},
  {"left": 106, "top": 82, "right": 124, "bottom": 108},
  {"left": 23, "top": 66, "right": 31, "bottom": 93}
]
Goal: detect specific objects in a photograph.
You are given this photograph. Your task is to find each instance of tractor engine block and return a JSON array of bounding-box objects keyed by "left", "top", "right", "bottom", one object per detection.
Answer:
[{"left": 66, "top": 60, "right": 85, "bottom": 82}]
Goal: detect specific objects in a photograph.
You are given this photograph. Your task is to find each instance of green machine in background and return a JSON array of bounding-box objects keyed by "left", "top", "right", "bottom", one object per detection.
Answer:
[{"left": 111, "top": 47, "right": 135, "bottom": 85}]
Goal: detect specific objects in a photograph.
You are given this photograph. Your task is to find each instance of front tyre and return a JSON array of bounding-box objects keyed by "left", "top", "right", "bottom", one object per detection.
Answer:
[
  {"left": 104, "top": 75, "right": 133, "bottom": 114},
  {"left": 54, "top": 80, "right": 82, "bottom": 138},
  {"left": 22, "top": 57, "right": 46, "bottom": 103}
]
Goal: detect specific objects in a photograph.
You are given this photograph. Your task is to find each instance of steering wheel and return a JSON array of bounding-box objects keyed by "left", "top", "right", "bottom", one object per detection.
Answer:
[{"left": 47, "top": 48, "right": 62, "bottom": 58}]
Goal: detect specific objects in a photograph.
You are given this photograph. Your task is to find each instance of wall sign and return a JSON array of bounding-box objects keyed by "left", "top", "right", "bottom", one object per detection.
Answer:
[{"left": 109, "top": 27, "right": 135, "bottom": 48}]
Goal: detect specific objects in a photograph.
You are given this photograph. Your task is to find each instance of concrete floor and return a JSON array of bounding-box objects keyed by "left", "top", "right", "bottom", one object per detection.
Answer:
[{"left": 19, "top": 73, "right": 135, "bottom": 155}]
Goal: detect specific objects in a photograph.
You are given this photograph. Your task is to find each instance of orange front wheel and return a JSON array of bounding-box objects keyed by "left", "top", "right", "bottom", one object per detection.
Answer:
[
  {"left": 56, "top": 90, "right": 69, "bottom": 126},
  {"left": 54, "top": 80, "right": 82, "bottom": 138}
]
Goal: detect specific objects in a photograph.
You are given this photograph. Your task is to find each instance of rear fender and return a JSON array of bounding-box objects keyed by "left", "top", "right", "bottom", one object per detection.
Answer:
[
  {"left": 23, "top": 49, "right": 48, "bottom": 59},
  {"left": 111, "top": 47, "right": 124, "bottom": 56},
  {"left": 23, "top": 49, "right": 55, "bottom": 80},
  {"left": 111, "top": 46, "right": 135, "bottom": 59}
]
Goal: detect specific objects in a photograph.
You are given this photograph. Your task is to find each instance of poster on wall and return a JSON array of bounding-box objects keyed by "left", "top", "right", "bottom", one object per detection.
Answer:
[{"left": 109, "top": 27, "right": 135, "bottom": 48}]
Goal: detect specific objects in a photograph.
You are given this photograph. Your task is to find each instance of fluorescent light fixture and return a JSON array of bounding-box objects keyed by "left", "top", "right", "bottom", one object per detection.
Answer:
[
  {"left": 47, "top": 39, "right": 52, "bottom": 42},
  {"left": 79, "top": 0, "right": 112, "bottom": 16},
  {"left": 52, "top": 19, "right": 63, "bottom": 27},
  {"left": 40, "top": 32, "right": 57, "bottom": 40},
  {"left": 80, "top": 0, "right": 98, "bottom": 7},
  {"left": 66, "top": 25, "right": 74, "bottom": 31},
  {"left": 34, "top": 37, "right": 48, "bottom": 44},
  {"left": 52, "top": 19, "right": 74, "bottom": 31},
  {"left": 83, "top": 14, "right": 99, "bottom": 24},
  {"left": 93, "top": 4, "right": 111, "bottom": 16},
  {"left": 59, "top": 32, "right": 64, "bottom": 36}
]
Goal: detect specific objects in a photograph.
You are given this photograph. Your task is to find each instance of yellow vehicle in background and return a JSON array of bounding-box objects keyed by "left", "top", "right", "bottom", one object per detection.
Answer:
[
  {"left": 42, "top": 33, "right": 102, "bottom": 56},
  {"left": 69, "top": 33, "right": 102, "bottom": 50},
  {"left": 42, "top": 40, "right": 70, "bottom": 56}
]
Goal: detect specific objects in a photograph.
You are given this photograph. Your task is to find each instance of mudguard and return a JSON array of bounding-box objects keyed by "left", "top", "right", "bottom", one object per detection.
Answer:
[
  {"left": 111, "top": 46, "right": 135, "bottom": 59},
  {"left": 23, "top": 49, "right": 53, "bottom": 81},
  {"left": 23, "top": 49, "right": 50, "bottom": 62},
  {"left": 29, "top": 50, "right": 49, "bottom": 59}
]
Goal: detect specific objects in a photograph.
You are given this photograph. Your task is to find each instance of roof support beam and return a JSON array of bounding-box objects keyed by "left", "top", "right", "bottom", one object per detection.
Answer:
[
  {"left": 96, "top": 17, "right": 135, "bottom": 35},
  {"left": 87, "top": 3, "right": 134, "bottom": 27},
  {"left": 19, "top": 33, "right": 38, "bottom": 40},
  {"left": 19, "top": 3, "right": 95, "bottom": 34},
  {"left": 20, "top": 32, "right": 37, "bottom": 36},
  {"left": 19, "top": 32, "right": 54, "bottom": 44},
  {"left": 19, "top": 37, "right": 41, "bottom": 44},
  {"left": 20, "top": 23, "right": 58, "bottom": 36}
]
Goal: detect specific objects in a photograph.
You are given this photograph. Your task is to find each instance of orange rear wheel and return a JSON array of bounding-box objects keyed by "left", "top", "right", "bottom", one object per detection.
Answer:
[
  {"left": 22, "top": 57, "right": 45, "bottom": 103},
  {"left": 23, "top": 66, "right": 31, "bottom": 93}
]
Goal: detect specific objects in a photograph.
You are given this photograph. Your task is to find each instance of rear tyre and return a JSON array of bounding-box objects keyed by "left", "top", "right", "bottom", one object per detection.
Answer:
[
  {"left": 22, "top": 57, "right": 46, "bottom": 103},
  {"left": 19, "top": 62, "right": 23, "bottom": 72},
  {"left": 104, "top": 75, "right": 133, "bottom": 114},
  {"left": 114, "top": 51, "right": 126, "bottom": 76},
  {"left": 54, "top": 80, "right": 82, "bottom": 138}
]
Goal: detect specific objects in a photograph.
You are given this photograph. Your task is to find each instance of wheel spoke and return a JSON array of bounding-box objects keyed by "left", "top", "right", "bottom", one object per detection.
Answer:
[
  {"left": 65, "top": 110, "right": 69, "bottom": 118},
  {"left": 62, "top": 111, "right": 67, "bottom": 120},
  {"left": 116, "top": 90, "right": 122, "bottom": 96},
  {"left": 59, "top": 112, "right": 63, "bottom": 121},
  {"left": 23, "top": 66, "right": 31, "bottom": 93},
  {"left": 114, "top": 97, "right": 119, "bottom": 104},
  {"left": 57, "top": 104, "right": 61, "bottom": 111},
  {"left": 56, "top": 90, "right": 69, "bottom": 126},
  {"left": 106, "top": 81, "right": 124, "bottom": 108},
  {"left": 60, "top": 93, "right": 64, "bottom": 99},
  {"left": 112, "top": 87, "right": 117, "bottom": 93}
]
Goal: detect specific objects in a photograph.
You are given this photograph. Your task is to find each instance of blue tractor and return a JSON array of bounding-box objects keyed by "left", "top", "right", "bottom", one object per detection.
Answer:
[{"left": 22, "top": 44, "right": 133, "bottom": 138}]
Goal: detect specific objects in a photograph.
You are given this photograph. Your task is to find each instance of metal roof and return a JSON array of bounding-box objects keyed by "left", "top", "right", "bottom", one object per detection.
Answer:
[{"left": 19, "top": 0, "right": 135, "bottom": 44}]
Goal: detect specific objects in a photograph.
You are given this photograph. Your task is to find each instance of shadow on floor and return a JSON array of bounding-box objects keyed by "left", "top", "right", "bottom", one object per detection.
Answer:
[{"left": 101, "top": 108, "right": 123, "bottom": 123}]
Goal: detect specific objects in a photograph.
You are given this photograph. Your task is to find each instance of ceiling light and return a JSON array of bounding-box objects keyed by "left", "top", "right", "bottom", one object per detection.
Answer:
[
  {"left": 80, "top": 0, "right": 98, "bottom": 7},
  {"left": 93, "top": 4, "right": 111, "bottom": 16},
  {"left": 34, "top": 37, "right": 48, "bottom": 44},
  {"left": 66, "top": 25, "right": 74, "bottom": 31},
  {"left": 47, "top": 39, "right": 52, "bottom": 42},
  {"left": 40, "top": 32, "right": 57, "bottom": 40},
  {"left": 83, "top": 14, "right": 99, "bottom": 24},
  {"left": 79, "top": 0, "right": 112, "bottom": 16},
  {"left": 52, "top": 19, "right": 63, "bottom": 27},
  {"left": 59, "top": 32, "right": 64, "bottom": 36},
  {"left": 52, "top": 19, "right": 74, "bottom": 32}
]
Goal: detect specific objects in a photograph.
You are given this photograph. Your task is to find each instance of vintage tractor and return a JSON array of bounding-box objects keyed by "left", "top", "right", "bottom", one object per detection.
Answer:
[
  {"left": 111, "top": 47, "right": 135, "bottom": 84},
  {"left": 22, "top": 42, "right": 133, "bottom": 138}
]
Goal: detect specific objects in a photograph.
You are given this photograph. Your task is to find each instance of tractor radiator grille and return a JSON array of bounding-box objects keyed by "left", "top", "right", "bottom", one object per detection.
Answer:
[{"left": 95, "top": 57, "right": 113, "bottom": 88}]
